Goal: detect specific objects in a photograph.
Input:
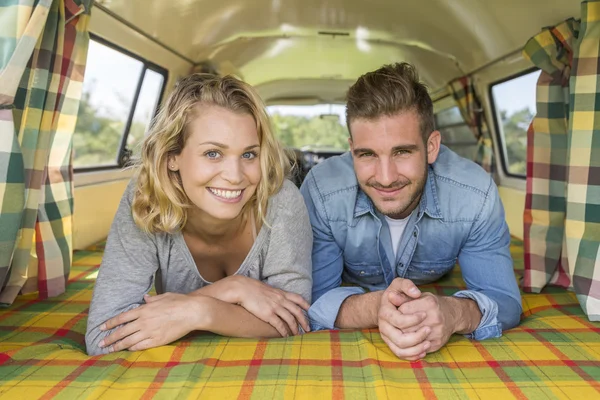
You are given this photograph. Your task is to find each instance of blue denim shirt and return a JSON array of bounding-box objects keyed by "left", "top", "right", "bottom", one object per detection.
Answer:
[{"left": 300, "top": 146, "right": 522, "bottom": 340}]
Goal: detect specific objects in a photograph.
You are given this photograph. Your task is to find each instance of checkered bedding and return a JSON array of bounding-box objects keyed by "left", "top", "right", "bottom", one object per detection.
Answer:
[{"left": 1, "top": 239, "right": 599, "bottom": 399}]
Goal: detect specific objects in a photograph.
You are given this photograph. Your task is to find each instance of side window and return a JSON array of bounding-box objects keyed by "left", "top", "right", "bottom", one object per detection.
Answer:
[
  {"left": 433, "top": 100, "right": 478, "bottom": 160},
  {"left": 490, "top": 70, "right": 541, "bottom": 177},
  {"left": 73, "top": 37, "right": 167, "bottom": 170}
]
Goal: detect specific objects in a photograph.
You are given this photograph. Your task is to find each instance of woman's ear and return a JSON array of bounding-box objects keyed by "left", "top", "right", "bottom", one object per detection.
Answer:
[{"left": 167, "top": 155, "right": 180, "bottom": 172}]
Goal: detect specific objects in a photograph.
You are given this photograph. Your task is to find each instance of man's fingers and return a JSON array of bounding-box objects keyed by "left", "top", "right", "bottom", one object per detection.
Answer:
[
  {"left": 381, "top": 333, "right": 428, "bottom": 360},
  {"left": 397, "top": 278, "right": 421, "bottom": 298},
  {"left": 399, "top": 293, "right": 436, "bottom": 314},
  {"left": 283, "top": 301, "right": 311, "bottom": 333},
  {"left": 101, "top": 309, "right": 140, "bottom": 331},
  {"left": 382, "top": 309, "right": 427, "bottom": 331},
  {"left": 380, "top": 322, "right": 431, "bottom": 350},
  {"left": 388, "top": 278, "right": 421, "bottom": 299},
  {"left": 100, "top": 322, "right": 140, "bottom": 348},
  {"left": 285, "top": 292, "right": 310, "bottom": 311},
  {"left": 380, "top": 328, "right": 431, "bottom": 360},
  {"left": 388, "top": 291, "right": 412, "bottom": 307}
]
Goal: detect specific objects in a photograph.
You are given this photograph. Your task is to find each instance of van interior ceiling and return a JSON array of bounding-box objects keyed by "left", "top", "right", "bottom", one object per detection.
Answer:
[{"left": 1, "top": 0, "right": 599, "bottom": 398}]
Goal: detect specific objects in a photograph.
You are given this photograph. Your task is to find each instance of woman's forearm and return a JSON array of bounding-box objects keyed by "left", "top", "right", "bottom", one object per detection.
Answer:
[
  {"left": 188, "top": 276, "right": 241, "bottom": 303},
  {"left": 198, "top": 296, "right": 282, "bottom": 338}
]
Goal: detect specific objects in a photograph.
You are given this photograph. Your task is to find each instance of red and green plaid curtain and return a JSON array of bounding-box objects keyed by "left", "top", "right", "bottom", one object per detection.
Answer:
[
  {"left": 523, "top": 0, "right": 600, "bottom": 320},
  {"left": 0, "top": 0, "right": 93, "bottom": 305},
  {"left": 448, "top": 77, "right": 495, "bottom": 173}
]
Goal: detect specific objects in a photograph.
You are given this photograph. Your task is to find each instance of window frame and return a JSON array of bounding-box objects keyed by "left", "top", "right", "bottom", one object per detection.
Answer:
[
  {"left": 74, "top": 33, "right": 169, "bottom": 173},
  {"left": 433, "top": 95, "right": 478, "bottom": 154},
  {"left": 488, "top": 67, "right": 540, "bottom": 179}
]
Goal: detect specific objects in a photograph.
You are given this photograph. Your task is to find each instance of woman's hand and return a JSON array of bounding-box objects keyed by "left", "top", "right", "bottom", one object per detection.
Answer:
[
  {"left": 230, "top": 276, "right": 311, "bottom": 337},
  {"left": 98, "top": 293, "right": 206, "bottom": 352}
]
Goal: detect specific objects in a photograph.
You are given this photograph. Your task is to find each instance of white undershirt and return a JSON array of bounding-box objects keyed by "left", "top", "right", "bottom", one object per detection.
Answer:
[{"left": 385, "top": 214, "right": 411, "bottom": 259}]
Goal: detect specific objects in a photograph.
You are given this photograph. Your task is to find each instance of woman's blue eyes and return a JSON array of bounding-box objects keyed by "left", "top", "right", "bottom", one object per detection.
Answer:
[{"left": 203, "top": 151, "right": 258, "bottom": 160}]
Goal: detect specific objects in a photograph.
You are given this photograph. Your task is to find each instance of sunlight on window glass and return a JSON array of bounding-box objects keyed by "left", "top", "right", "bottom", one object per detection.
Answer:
[
  {"left": 492, "top": 70, "right": 541, "bottom": 176},
  {"left": 128, "top": 70, "right": 165, "bottom": 158},
  {"left": 266, "top": 104, "right": 350, "bottom": 151},
  {"left": 73, "top": 40, "right": 143, "bottom": 168}
]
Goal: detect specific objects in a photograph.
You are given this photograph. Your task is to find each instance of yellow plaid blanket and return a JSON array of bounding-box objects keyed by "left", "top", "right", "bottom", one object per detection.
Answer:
[{"left": 1, "top": 239, "right": 599, "bottom": 399}]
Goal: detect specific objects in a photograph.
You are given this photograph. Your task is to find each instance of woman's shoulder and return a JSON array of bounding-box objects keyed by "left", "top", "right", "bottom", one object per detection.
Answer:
[
  {"left": 123, "top": 178, "right": 138, "bottom": 202},
  {"left": 266, "top": 179, "right": 309, "bottom": 225},
  {"left": 269, "top": 179, "right": 304, "bottom": 209}
]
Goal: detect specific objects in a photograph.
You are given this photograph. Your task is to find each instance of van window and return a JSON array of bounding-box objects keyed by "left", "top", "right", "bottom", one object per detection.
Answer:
[
  {"left": 73, "top": 38, "right": 166, "bottom": 170},
  {"left": 434, "top": 105, "right": 478, "bottom": 160},
  {"left": 267, "top": 104, "right": 350, "bottom": 151},
  {"left": 491, "top": 70, "right": 541, "bottom": 177}
]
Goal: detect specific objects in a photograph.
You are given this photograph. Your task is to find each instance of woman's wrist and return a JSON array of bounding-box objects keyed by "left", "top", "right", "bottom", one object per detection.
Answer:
[
  {"left": 218, "top": 275, "right": 246, "bottom": 304},
  {"left": 187, "top": 294, "right": 215, "bottom": 331},
  {"left": 191, "top": 275, "right": 243, "bottom": 304}
]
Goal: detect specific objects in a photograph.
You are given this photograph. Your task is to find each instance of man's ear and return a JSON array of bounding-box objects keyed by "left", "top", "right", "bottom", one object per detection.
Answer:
[
  {"left": 348, "top": 137, "right": 353, "bottom": 152},
  {"left": 426, "top": 131, "right": 441, "bottom": 165}
]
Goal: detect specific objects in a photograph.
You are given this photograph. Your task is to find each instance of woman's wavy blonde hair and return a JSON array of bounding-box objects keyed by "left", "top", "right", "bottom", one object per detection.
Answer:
[{"left": 132, "top": 73, "right": 290, "bottom": 234}]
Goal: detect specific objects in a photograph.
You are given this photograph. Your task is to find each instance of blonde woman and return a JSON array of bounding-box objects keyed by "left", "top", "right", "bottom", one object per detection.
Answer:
[{"left": 85, "top": 74, "right": 313, "bottom": 356}]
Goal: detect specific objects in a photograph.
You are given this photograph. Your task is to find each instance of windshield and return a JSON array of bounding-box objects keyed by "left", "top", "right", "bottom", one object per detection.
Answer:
[{"left": 267, "top": 104, "right": 350, "bottom": 151}]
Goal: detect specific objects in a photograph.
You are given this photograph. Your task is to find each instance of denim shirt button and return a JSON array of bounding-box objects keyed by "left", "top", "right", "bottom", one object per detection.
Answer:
[
  {"left": 413, "top": 231, "right": 417, "bottom": 237},
  {"left": 360, "top": 271, "right": 365, "bottom": 275}
]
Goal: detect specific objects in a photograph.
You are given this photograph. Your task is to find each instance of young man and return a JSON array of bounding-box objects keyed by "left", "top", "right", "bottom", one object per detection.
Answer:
[{"left": 300, "top": 63, "right": 522, "bottom": 361}]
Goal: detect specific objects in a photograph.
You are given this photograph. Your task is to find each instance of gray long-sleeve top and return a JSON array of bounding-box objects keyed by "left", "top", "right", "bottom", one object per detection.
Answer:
[{"left": 85, "top": 179, "right": 313, "bottom": 356}]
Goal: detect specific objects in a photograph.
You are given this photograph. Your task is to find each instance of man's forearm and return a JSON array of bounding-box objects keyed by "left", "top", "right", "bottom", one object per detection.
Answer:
[
  {"left": 335, "top": 291, "right": 383, "bottom": 329},
  {"left": 446, "top": 296, "right": 482, "bottom": 335}
]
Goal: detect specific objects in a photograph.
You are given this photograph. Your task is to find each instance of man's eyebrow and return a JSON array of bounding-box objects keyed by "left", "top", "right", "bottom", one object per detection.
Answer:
[
  {"left": 391, "top": 144, "right": 419, "bottom": 152},
  {"left": 352, "top": 144, "right": 419, "bottom": 156},
  {"left": 353, "top": 147, "right": 374, "bottom": 155}
]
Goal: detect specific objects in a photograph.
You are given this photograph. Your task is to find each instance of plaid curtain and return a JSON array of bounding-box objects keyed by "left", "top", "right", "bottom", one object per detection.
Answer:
[
  {"left": 0, "top": 0, "right": 93, "bottom": 305},
  {"left": 447, "top": 77, "right": 495, "bottom": 173},
  {"left": 523, "top": 0, "right": 600, "bottom": 321}
]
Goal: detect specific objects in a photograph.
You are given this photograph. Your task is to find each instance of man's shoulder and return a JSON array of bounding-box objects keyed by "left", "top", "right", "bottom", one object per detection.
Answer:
[
  {"left": 305, "top": 152, "right": 359, "bottom": 197},
  {"left": 432, "top": 146, "right": 492, "bottom": 198}
]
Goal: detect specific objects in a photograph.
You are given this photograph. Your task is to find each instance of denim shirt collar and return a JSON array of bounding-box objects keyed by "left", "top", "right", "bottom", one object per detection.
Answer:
[{"left": 353, "top": 166, "right": 443, "bottom": 220}]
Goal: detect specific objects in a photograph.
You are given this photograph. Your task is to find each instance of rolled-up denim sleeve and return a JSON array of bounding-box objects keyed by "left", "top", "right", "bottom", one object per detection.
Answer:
[
  {"left": 453, "top": 289, "right": 501, "bottom": 340},
  {"left": 300, "top": 173, "right": 349, "bottom": 331},
  {"left": 308, "top": 286, "right": 365, "bottom": 330},
  {"left": 456, "top": 177, "right": 522, "bottom": 340}
]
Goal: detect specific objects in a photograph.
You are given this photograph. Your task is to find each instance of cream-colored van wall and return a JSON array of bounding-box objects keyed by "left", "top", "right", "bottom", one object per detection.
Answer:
[
  {"left": 499, "top": 187, "right": 525, "bottom": 240},
  {"left": 73, "top": 180, "right": 130, "bottom": 249},
  {"left": 73, "top": 8, "right": 192, "bottom": 249}
]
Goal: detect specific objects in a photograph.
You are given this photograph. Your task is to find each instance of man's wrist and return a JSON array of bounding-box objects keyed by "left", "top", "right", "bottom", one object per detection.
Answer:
[
  {"left": 335, "top": 290, "right": 384, "bottom": 329},
  {"left": 445, "top": 296, "right": 481, "bottom": 334},
  {"left": 373, "top": 290, "right": 385, "bottom": 327}
]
